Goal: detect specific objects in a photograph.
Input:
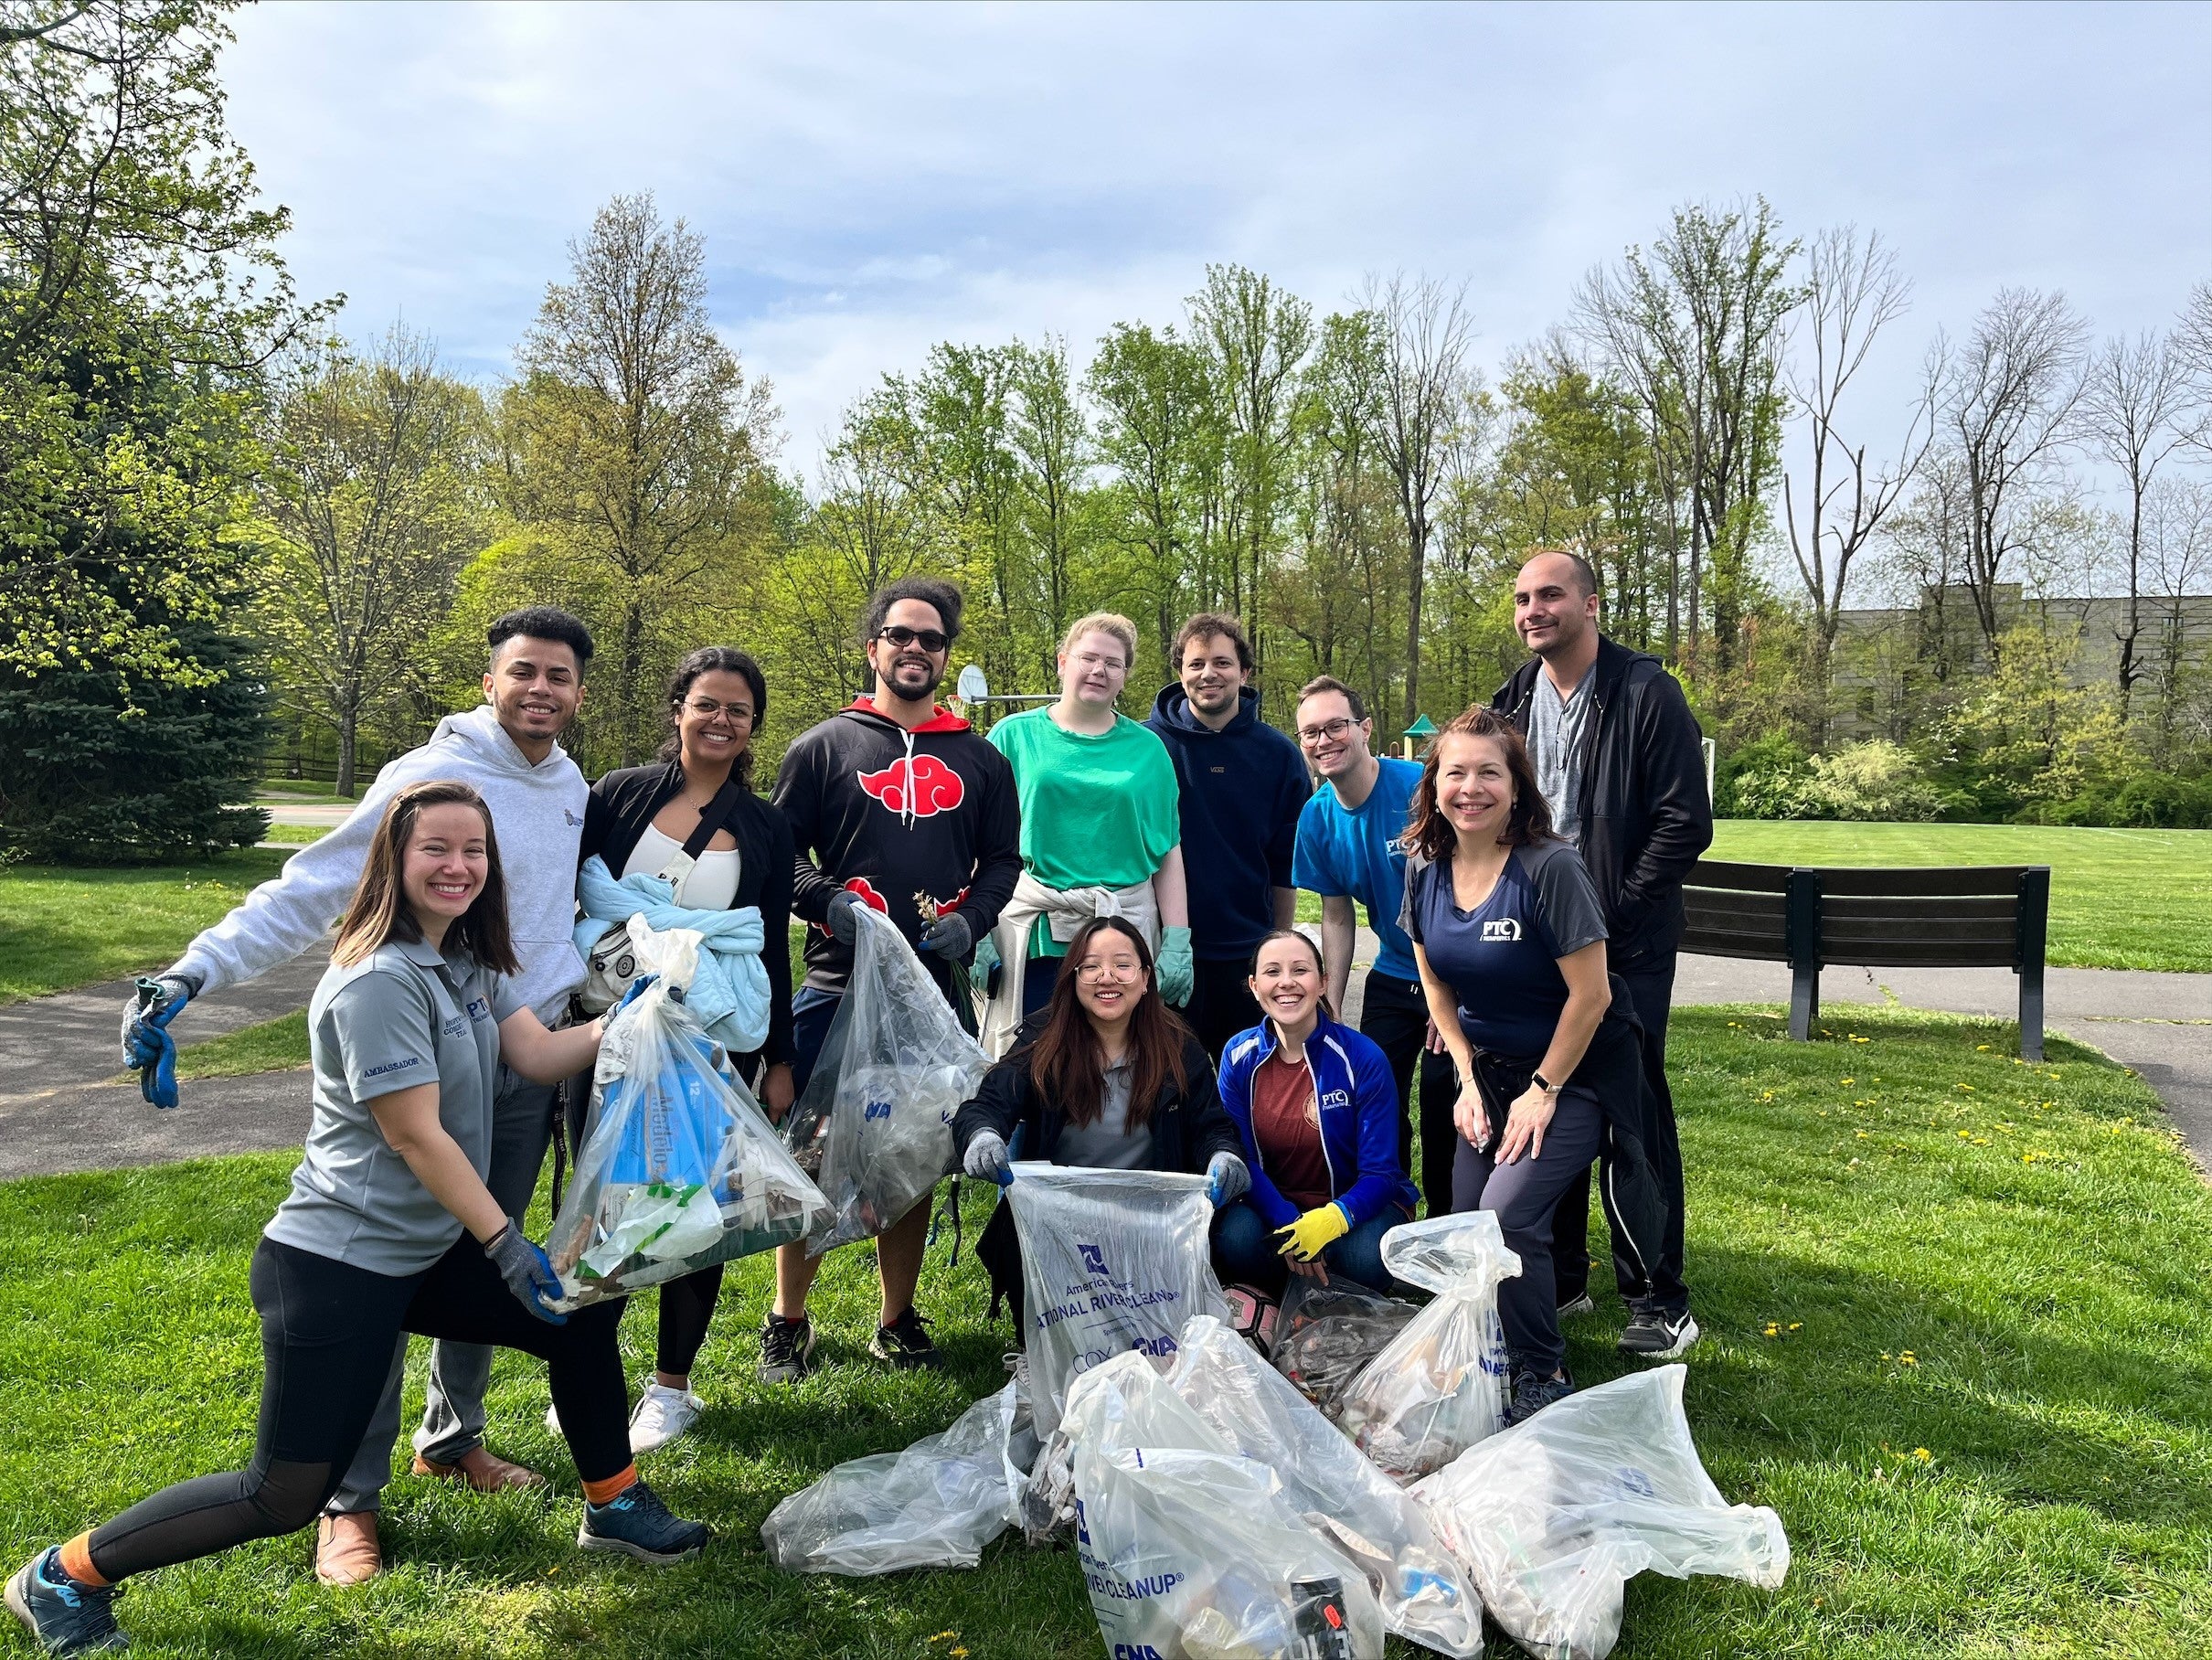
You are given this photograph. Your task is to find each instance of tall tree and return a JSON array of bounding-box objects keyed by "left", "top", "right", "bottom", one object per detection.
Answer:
[
  {"left": 1190, "top": 264, "right": 1313, "bottom": 644},
  {"left": 499, "top": 193, "right": 779, "bottom": 764},
  {"left": 1006, "top": 335, "right": 1091, "bottom": 677},
  {"left": 1781, "top": 226, "right": 1933, "bottom": 739},
  {"left": 1930, "top": 287, "right": 2090, "bottom": 658},
  {"left": 1088, "top": 321, "right": 1215, "bottom": 665},
  {"left": 1361, "top": 271, "right": 1476, "bottom": 726},
  {"left": 257, "top": 326, "right": 487, "bottom": 795},
  {"left": 2079, "top": 328, "right": 2194, "bottom": 720}
]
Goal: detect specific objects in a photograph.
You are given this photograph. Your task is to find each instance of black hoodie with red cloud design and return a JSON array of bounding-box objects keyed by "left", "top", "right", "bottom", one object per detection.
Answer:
[{"left": 771, "top": 697, "right": 1024, "bottom": 994}]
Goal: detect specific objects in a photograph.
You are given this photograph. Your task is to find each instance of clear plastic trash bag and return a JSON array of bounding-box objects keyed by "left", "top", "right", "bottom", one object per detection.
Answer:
[
  {"left": 782, "top": 907, "right": 991, "bottom": 1254},
  {"left": 1005, "top": 1164, "right": 1228, "bottom": 1441},
  {"left": 1410, "top": 1364, "right": 1791, "bottom": 1660},
  {"left": 760, "top": 1378, "right": 1037, "bottom": 1576},
  {"left": 1167, "top": 1314, "right": 1485, "bottom": 1658},
  {"left": 1065, "top": 1349, "right": 1386, "bottom": 1660},
  {"left": 1337, "top": 1211, "right": 1521, "bottom": 1483},
  {"left": 547, "top": 928, "right": 832, "bottom": 1308},
  {"left": 1272, "top": 1275, "right": 1422, "bottom": 1419}
]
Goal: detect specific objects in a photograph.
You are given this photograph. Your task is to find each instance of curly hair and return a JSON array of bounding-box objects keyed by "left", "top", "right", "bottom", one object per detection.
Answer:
[{"left": 1399, "top": 706, "right": 1556, "bottom": 861}]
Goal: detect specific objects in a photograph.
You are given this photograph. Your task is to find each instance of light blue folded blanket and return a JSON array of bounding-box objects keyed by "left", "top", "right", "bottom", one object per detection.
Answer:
[{"left": 574, "top": 856, "right": 771, "bottom": 1054}]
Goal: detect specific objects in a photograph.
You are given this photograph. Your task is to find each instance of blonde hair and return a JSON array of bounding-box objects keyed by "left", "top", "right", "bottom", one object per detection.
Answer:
[
  {"left": 333, "top": 780, "right": 519, "bottom": 974},
  {"left": 1058, "top": 612, "right": 1138, "bottom": 668}
]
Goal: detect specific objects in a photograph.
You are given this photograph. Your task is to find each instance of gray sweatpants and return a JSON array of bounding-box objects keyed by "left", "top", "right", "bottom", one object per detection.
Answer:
[{"left": 324, "top": 1067, "right": 558, "bottom": 1515}]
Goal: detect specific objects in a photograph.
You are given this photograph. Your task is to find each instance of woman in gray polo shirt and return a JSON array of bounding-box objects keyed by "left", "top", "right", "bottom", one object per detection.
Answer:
[{"left": 8, "top": 782, "right": 713, "bottom": 1655}]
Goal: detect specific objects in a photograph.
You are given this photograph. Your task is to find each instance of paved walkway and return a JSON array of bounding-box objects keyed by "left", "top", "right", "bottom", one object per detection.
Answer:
[{"left": 2, "top": 932, "right": 2206, "bottom": 1180}]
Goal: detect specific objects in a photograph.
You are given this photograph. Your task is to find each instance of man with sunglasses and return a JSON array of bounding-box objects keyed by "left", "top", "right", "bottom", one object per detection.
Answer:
[
  {"left": 765, "top": 576, "right": 1022, "bottom": 1379},
  {"left": 1289, "top": 676, "right": 1456, "bottom": 1218}
]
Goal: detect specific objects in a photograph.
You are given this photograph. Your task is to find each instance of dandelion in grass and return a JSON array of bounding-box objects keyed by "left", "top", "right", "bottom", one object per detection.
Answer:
[{"left": 1912, "top": 1448, "right": 1931, "bottom": 1463}]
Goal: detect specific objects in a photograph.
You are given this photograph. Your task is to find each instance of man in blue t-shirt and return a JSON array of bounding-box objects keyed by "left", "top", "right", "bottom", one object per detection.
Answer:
[{"left": 1290, "top": 676, "right": 1456, "bottom": 1218}]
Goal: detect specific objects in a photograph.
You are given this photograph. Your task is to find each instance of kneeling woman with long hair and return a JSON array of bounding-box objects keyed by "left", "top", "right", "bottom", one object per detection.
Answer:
[
  {"left": 952, "top": 916, "right": 1249, "bottom": 1314},
  {"left": 8, "top": 782, "right": 710, "bottom": 1656},
  {"left": 1213, "top": 929, "right": 1417, "bottom": 1296}
]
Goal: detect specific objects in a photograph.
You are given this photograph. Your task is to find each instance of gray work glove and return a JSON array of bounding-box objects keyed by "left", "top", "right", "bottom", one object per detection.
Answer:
[
  {"left": 1206, "top": 1152, "right": 1250, "bottom": 1210},
  {"left": 485, "top": 1222, "right": 568, "bottom": 1325},
  {"left": 920, "top": 910, "right": 973, "bottom": 962},
  {"left": 122, "top": 971, "right": 199, "bottom": 1070},
  {"left": 962, "top": 1129, "right": 1013, "bottom": 1186},
  {"left": 824, "top": 890, "right": 864, "bottom": 944}
]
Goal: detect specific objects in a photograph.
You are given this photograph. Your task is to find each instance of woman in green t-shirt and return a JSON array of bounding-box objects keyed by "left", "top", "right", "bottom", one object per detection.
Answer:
[{"left": 977, "top": 613, "right": 1193, "bottom": 1052}]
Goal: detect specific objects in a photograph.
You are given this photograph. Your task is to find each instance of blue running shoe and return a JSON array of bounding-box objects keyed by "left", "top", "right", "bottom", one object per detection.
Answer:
[
  {"left": 1505, "top": 1367, "right": 1577, "bottom": 1426},
  {"left": 5, "top": 1548, "right": 128, "bottom": 1654},
  {"left": 578, "top": 1481, "right": 710, "bottom": 1565}
]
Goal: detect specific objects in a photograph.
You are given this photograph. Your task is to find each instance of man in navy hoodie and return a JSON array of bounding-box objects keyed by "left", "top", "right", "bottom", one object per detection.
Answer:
[
  {"left": 765, "top": 576, "right": 1023, "bottom": 1381},
  {"left": 1146, "top": 612, "right": 1312, "bottom": 1059}
]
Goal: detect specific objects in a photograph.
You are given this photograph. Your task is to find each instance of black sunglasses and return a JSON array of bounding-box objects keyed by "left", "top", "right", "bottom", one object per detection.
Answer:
[{"left": 877, "top": 625, "right": 950, "bottom": 654}]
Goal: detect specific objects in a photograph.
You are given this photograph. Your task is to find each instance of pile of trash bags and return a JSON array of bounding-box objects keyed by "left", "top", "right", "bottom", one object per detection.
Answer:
[
  {"left": 782, "top": 906, "right": 991, "bottom": 1254},
  {"left": 545, "top": 923, "right": 830, "bottom": 1307}
]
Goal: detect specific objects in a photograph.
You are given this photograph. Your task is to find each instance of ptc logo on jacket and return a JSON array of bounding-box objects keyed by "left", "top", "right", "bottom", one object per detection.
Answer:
[{"left": 855, "top": 754, "right": 964, "bottom": 817}]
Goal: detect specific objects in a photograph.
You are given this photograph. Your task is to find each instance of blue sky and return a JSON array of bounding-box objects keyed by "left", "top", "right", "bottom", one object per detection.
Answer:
[{"left": 223, "top": 1, "right": 2212, "bottom": 479}]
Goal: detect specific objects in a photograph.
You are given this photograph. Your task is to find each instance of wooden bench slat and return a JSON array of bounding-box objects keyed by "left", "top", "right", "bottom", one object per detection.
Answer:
[
  {"left": 1822, "top": 894, "right": 2021, "bottom": 923},
  {"left": 1813, "top": 940, "right": 2021, "bottom": 967},
  {"left": 1686, "top": 860, "right": 1792, "bottom": 892},
  {"left": 1807, "top": 865, "right": 2031, "bottom": 898}
]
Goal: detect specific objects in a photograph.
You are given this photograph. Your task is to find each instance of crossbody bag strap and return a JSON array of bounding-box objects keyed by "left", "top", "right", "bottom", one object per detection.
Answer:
[{"left": 676, "top": 774, "right": 748, "bottom": 862}]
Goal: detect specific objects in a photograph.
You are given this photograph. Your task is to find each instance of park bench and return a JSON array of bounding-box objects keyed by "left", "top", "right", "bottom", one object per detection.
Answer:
[{"left": 1679, "top": 860, "right": 2052, "bottom": 1059}]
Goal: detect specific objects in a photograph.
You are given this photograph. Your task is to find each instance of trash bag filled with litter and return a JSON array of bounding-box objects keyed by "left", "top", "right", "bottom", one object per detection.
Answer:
[{"left": 1272, "top": 1275, "right": 1421, "bottom": 1418}]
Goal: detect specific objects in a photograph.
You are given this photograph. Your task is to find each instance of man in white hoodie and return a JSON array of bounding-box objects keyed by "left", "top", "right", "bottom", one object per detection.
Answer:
[{"left": 121, "top": 607, "right": 595, "bottom": 1585}]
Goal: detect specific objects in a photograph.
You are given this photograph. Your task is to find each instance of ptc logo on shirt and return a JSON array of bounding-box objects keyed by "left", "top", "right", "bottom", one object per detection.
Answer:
[{"left": 1481, "top": 917, "right": 1524, "bottom": 942}]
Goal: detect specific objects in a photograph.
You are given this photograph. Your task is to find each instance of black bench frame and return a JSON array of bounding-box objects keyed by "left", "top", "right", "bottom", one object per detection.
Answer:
[{"left": 1680, "top": 859, "right": 2052, "bottom": 1059}]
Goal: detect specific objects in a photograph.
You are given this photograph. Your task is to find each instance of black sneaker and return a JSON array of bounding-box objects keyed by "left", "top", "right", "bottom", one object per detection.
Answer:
[
  {"left": 1505, "top": 1367, "right": 1577, "bottom": 1425},
  {"left": 869, "top": 1305, "right": 942, "bottom": 1369},
  {"left": 1557, "top": 1292, "right": 1596, "bottom": 1318},
  {"left": 1618, "top": 1303, "right": 1700, "bottom": 1357},
  {"left": 758, "top": 1313, "right": 816, "bottom": 1384},
  {"left": 578, "top": 1479, "right": 711, "bottom": 1565},
  {"left": 6, "top": 1548, "right": 128, "bottom": 1653}
]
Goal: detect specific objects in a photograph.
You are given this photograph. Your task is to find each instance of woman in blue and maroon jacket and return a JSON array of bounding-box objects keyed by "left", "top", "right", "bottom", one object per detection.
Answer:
[
  {"left": 1214, "top": 930, "right": 1416, "bottom": 1295},
  {"left": 576, "top": 645, "right": 795, "bottom": 1451}
]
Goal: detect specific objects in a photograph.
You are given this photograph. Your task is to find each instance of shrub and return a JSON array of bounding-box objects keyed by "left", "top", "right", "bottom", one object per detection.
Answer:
[{"left": 1800, "top": 740, "right": 1948, "bottom": 823}]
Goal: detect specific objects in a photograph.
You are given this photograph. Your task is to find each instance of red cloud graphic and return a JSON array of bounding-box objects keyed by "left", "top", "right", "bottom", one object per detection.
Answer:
[
  {"left": 855, "top": 753, "right": 965, "bottom": 818},
  {"left": 814, "top": 876, "right": 889, "bottom": 936}
]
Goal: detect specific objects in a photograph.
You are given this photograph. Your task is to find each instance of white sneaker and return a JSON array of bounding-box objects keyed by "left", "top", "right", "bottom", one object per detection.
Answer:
[{"left": 627, "top": 1382, "right": 703, "bottom": 1453}]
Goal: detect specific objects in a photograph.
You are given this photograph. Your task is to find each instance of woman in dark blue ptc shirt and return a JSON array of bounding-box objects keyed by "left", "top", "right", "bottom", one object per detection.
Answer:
[{"left": 1400, "top": 707, "right": 1640, "bottom": 1426}]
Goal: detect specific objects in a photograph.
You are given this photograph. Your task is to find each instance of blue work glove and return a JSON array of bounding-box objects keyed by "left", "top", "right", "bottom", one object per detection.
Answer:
[
  {"left": 971, "top": 931, "right": 1001, "bottom": 988},
  {"left": 122, "top": 973, "right": 197, "bottom": 1110},
  {"left": 1205, "top": 1151, "right": 1250, "bottom": 1210},
  {"left": 920, "top": 910, "right": 973, "bottom": 962},
  {"left": 962, "top": 1129, "right": 1014, "bottom": 1186},
  {"left": 1155, "top": 926, "right": 1195, "bottom": 1007},
  {"left": 824, "top": 890, "right": 864, "bottom": 944},
  {"left": 485, "top": 1222, "right": 568, "bottom": 1325},
  {"left": 612, "top": 973, "right": 659, "bottom": 1016}
]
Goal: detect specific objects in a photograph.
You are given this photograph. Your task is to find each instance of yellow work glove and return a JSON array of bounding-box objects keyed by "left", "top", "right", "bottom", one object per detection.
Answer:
[{"left": 1275, "top": 1202, "right": 1353, "bottom": 1263}]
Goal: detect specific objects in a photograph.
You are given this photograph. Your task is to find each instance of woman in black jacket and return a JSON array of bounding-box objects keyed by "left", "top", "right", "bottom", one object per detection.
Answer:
[
  {"left": 574, "top": 646, "right": 795, "bottom": 1452},
  {"left": 952, "top": 916, "right": 1249, "bottom": 1322}
]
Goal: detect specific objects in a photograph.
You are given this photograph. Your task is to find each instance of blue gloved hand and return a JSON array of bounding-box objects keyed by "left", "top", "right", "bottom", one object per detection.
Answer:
[
  {"left": 1205, "top": 1151, "right": 1250, "bottom": 1209},
  {"left": 972, "top": 931, "right": 1001, "bottom": 988},
  {"left": 824, "top": 890, "right": 864, "bottom": 944},
  {"left": 485, "top": 1222, "right": 569, "bottom": 1325},
  {"left": 613, "top": 973, "right": 659, "bottom": 1015},
  {"left": 1155, "top": 926, "right": 1195, "bottom": 1008},
  {"left": 962, "top": 1129, "right": 1014, "bottom": 1186},
  {"left": 122, "top": 974, "right": 197, "bottom": 1110},
  {"left": 920, "top": 910, "right": 973, "bottom": 962}
]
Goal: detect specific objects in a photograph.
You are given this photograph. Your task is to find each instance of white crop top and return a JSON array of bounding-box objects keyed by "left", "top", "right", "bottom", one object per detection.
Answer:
[{"left": 622, "top": 821, "right": 741, "bottom": 910}]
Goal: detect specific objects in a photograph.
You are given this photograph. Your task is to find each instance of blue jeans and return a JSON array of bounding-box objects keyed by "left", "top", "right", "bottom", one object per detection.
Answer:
[{"left": 1210, "top": 1198, "right": 1400, "bottom": 1296}]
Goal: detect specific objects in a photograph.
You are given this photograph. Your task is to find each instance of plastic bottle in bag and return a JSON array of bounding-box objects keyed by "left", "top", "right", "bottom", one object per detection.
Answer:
[
  {"left": 1410, "top": 1364, "right": 1791, "bottom": 1660},
  {"left": 1272, "top": 1276, "right": 1422, "bottom": 1419},
  {"left": 1065, "top": 1350, "right": 1386, "bottom": 1660},
  {"left": 1336, "top": 1211, "right": 1521, "bottom": 1483},
  {"left": 547, "top": 923, "right": 832, "bottom": 1306},
  {"left": 1004, "top": 1164, "right": 1228, "bottom": 1441},
  {"left": 785, "top": 907, "right": 991, "bottom": 1253},
  {"left": 1167, "top": 1314, "right": 1484, "bottom": 1659}
]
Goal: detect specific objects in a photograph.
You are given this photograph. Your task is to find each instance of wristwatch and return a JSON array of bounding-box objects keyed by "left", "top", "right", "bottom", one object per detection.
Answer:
[{"left": 1531, "top": 1070, "right": 1563, "bottom": 1096}]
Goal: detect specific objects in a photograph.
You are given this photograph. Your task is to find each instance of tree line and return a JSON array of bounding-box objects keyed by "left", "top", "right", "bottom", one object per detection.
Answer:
[{"left": 5, "top": 0, "right": 2210, "bottom": 859}]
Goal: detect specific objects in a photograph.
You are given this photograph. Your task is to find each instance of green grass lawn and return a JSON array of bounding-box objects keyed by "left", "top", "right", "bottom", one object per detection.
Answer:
[
  {"left": 0, "top": 853, "right": 291, "bottom": 1005},
  {"left": 3, "top": 1006, "right": 2206, "bottom": 1657},
  {"left": 1709, "top": 820, "right": 2212, "bottom": 974},
  {"left": 261, "top": 825, "right": 332, "bottom": 846}
]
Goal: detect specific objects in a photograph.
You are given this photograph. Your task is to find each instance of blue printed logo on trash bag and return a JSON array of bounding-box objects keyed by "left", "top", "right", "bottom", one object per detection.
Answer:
[{"left": 863, "top": 1096, "right": 892, "bottom": 1121}]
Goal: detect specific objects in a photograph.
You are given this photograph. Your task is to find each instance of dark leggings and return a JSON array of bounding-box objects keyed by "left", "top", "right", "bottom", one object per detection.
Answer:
[
  {"left": 86, "top": 1237, "right": 631, "bottom": 1583},
  {"left": 1452, "top": 1086, "right": 1604, "bottom": 1379},
  {"left": 655, "top": 1264, "right": 723, "bottom": 1378}
]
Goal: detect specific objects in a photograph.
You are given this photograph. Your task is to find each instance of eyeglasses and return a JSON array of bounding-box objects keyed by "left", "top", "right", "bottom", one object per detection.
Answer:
[
  {"left": 1297, "top": 718, "right": 1357, "bottom": 746},
  {"left": 1075, "top": 959, "right": 1144, "bottom": 983},
  {"left": 877, "top": 625, "right": 950, "bottom": 655},
  {"left": 680, "top": 697, "right": 755, "bottom": 727}
]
